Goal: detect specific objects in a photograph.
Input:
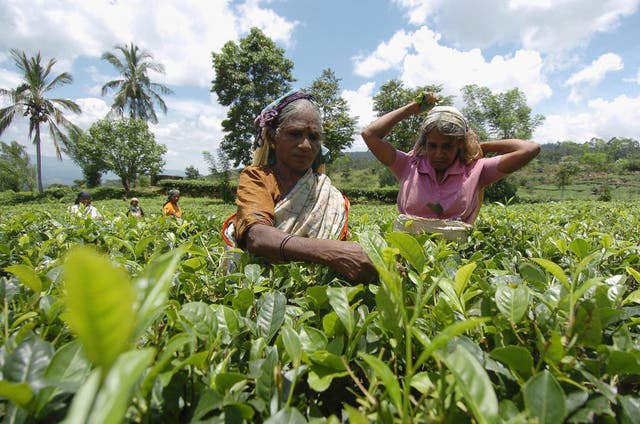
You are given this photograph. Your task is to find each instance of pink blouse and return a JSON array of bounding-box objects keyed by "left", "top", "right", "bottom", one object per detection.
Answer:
[{"left": 391, "top": 151, "right": 505, "bottom": 223}]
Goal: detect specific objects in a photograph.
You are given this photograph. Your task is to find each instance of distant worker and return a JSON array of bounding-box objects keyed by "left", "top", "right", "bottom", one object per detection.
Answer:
[
  {"left": 69, "top": 191, "right": 102, "bottom": 219},
  {"left": 127, "top": 197, "right": 144, "bottom": 217},
  {"left": 162, "top": 189, "right": 182, "bottom": 217}
]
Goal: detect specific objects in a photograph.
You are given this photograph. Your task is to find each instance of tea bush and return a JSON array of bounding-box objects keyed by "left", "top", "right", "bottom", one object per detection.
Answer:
[{"left": 1, "top": 200, "right": 639, "bottom": 423}]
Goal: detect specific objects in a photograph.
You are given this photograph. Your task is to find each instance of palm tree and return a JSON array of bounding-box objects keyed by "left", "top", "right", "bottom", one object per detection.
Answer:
[
  {"left": 0, "top": 49, "right": 81, "bottom": 194},
  {"left": 101, "top": 43, "right": 174, "bottom": 124}
]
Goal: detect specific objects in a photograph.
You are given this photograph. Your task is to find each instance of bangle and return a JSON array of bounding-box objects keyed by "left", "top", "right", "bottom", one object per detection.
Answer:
[
  {"left": 415, "top": 92, "right": 436, "bottom": 112},
  {"left": 279, "top": 234, "right": 296, "bottom": 261}
]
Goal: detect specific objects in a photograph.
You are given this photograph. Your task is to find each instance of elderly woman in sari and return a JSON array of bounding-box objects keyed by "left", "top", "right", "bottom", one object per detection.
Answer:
[{"left": 223, "top": 91, "right": 376, "bottom": 282}]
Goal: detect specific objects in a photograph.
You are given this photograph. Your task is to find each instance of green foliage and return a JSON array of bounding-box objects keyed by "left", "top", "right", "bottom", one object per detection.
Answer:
[
  {"left": 0, "top": 141, "right": 35, "bottom": 192},
  {"left": 307, "top": 69, "right": 357, "bottom": 161},
  {"left": 63, "top": 129, "right": 103, "bottom": 187},
  {"left": 371, "top": 79, "right": 450, "bottom": 152},
  {"left": 212, "top": 27, "right": 295, "bottom": 167},
  {"left": 461, "top": 84, "right": 545, "bottom": 140},
  {"left": 83, "top": 118, "right": 167, "bottom": 195},
  {"left": 484, "top": 177, "right": 517, "bottom": 202},
  {"left": 1, "top": 200, "right": 640, "bottom": 422},
  {"left": 556, "top": 156, "right": 581, "bottom": 200},
  {"left": 184, "top": 165, "right": 200, "bottom": 180},
  {"left": 156, "top": 178, "right": 237, "bottom": 201},
  {"left": 100, "top": 42, "right": 174, "bottom": 124},
  {"left": 0, "top": 49, "right": 81, "bottom": 194}
]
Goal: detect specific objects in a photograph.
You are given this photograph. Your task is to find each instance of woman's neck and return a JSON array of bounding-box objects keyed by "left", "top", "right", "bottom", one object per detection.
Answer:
[{"left": 273, "top": 164, "right": 307, "bottom": 192}]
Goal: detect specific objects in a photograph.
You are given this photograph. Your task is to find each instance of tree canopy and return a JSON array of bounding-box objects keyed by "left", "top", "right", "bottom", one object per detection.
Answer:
[
  {"left": 211, "top": 27, "right": 295, "bottom": 167},
  {"left": 0, "top": 140, "right": 35, "bottom": 191},
  {"left": 371, "top": 79, "right": 450, "bottom": 152},
  {"left": 307, "top": 69, "right": 357, "bottom": 162},
  {"left": 461, "top": 84, "right": 544, "bottom": 140},
  {"left": 101, "top": 42, "right": 174, "bottom": 124},
  {"left": 0, "top": 49, "right": 81, "bottom": 193},
  {"left": 80, "top": 118, "right": 166, "bottom": 195}
]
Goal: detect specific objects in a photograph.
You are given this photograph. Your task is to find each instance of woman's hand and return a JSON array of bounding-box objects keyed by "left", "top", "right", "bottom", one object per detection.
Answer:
[
  {"left": 245, "top": 225, "right": 378, "bottom": 283},
  {"left": 324, "top": 241, "right": 378, "bottom": 283},
  {"left": 414, "top": 91, "right": 440, "bottom": 111}
]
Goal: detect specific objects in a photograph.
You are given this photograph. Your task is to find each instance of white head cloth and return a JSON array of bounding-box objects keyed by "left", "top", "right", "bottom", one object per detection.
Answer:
[{"left": 420, "top": 106, "right": 468, "bottom": 138}]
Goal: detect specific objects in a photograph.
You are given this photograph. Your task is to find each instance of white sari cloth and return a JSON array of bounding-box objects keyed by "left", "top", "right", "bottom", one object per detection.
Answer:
[{"left": 274, "top": 168, "right": 346, "bottom": 240}]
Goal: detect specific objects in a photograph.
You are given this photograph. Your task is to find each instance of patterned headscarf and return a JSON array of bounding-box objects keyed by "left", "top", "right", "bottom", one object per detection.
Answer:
[
  {"left": 420, "top": 106, "right": 468, "bottom": 138},
  {"left": 252, "top": 90, "right": 330, "bottom": 170},
  {"left": 253, "top": 90, "right": 315, "bottom": 148}
]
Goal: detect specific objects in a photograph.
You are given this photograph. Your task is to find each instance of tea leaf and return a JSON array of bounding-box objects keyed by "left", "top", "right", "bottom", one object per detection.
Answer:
[
  {"left": 5, "top": 264, "right": 41, "bottom": 293},
  {"left": 257, "top": 291, "right": 286, "bottom": 343},
  {"left": 523, "top": 371, "right": 567, "bottom": 424},
  {"left": 441, "top": 346, "right": 499, "bottom": 424},
  {"left": 359, "top": 353, "right": 402, "bottom": 413},
  {"left": 490, "top": 346, "right": 533, "bottom": 377},
  {"left": 327, "top": 286, "right": 355, "bottom": 336},
  {"left": 495, "top": 282, "right": 529, "bottom": 323},
  {"left": 386, "top": 232, "right": 426, "bottom": 271},
  {"left": 63, "top": 247, "right": 135, "bottom": 371},
  {"left": 531, "top": 258, "right": 569, "bottom": 289},
  {"left": 87, "top": 348, "right": 155, "bottom": 423},
  {"left": 454, "top": 262, "right": 477, "bottom": 297},
  {"left": 281, "top": 326, "right": 302, "bottom": 367}
]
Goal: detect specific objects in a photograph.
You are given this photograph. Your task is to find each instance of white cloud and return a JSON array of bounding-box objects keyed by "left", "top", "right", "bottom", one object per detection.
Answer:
[
  {"left": 565, "top": 53, "right": 623, "bottom": 102},
  {"left": 392, "top": 0, "right": 443, "bottom": 25},
  {"left": 392, "top": 0, "right": 639, "bottom": 53},
  {"left": 535, "top": 94, "right": 640, "bottom": 143},
  {"left": 235, "top": 0, "right": 298, "bottom": 45},
  {"left": 73, "top": 98, "right": 110, "bottom": 128},
  {"left": 565, "top": 53, "right": 624, "bottom": 86},
  {"left": 354, "top": 26, "right": 552, "bottom": 106},
  {"left": 343, "top": 82, "right": 377, "bottom": 151},
  {"left": 0, "top": 0, "right": 297, "bottom": 88},
  {"left": 353, "top": 30, "right": 415, "bottom": 78}
]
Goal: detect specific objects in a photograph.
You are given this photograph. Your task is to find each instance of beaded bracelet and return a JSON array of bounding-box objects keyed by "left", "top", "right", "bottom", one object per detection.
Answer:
[{"left": 279, "top": 234, "right": 296, "bottom": 261}]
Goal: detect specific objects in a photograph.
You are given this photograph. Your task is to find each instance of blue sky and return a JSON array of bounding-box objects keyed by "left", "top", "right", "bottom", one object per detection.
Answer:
[{"left": 1, "top": 0, "right": 639, "bottom": 174}]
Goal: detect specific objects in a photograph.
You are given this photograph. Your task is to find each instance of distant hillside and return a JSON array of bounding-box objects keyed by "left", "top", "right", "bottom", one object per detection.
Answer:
[
  {"left": 30, "top": 155, "right": 186, "bottom": 187},
  {"left": 344, "top": 151, "right": 375, "bottom": 160}
]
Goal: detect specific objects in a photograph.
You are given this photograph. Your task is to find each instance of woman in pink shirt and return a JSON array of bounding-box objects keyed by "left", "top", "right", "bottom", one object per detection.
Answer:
[{"left": 361, "top": 92, "right": 540, "bottom": 226}]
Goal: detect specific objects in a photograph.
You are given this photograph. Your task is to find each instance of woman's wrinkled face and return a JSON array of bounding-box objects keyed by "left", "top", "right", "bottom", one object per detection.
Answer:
[
  {"left": 425, "top": 129, "right": 461, "bottom": 172},
  {"left": 273, "top": 106, "right": 322, "bottom": 175}
]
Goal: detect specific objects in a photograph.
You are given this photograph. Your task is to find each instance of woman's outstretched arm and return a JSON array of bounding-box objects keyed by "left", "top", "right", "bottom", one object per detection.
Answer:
[{"left": 244, "top": 224, "right": 378, "bottom": 283}]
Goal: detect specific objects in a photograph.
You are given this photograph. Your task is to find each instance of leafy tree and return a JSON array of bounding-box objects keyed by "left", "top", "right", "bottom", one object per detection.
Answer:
[
  {"left": 307, "top": 69, "right": 357, "bottom": 161},
  {"left": 212, "top": 27, "right": 295, "bottom": 166},
  {"left": 0, "top": 49, "right": 81, "bottom": 194},
  {"left": 484, "top": 178, "right": 517, "bottom": 203},
  {"left": 607, "top": 137, "right": 640, "bottom": 161},
  {"left": 64, "top": 129, "right": 105, "bottom": 187},
  {"left": 84, "top": 118, "right": 166, "bottom": 195},
  {"left": 0, "top": 140, "right": 35, "bottom": 191},
  {"left": 461, "top": 84, "right": 544, "bottom": 140},
  {"left": 101, "top": 43, "right": 174, "bottom": 124},
  {"left": 185, "top": 165, "right": 200, "bottom": 179},
  {"left": 371, "top": 79, "right": 449, "bottom": 152},
  {"left": 580, "top": 152, "right": 609, "bottom": 173},
  {"left": 556, "top": 156, "right": 580, "bottom": 200}
]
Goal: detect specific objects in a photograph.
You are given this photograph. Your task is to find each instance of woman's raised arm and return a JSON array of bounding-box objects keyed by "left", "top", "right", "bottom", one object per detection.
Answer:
[{"left": 481, "top": 139, "right": 541, "bottom": 174}]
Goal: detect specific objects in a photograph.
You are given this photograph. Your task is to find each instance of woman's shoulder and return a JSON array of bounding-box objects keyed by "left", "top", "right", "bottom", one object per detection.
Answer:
[{"left": 239, "top": 165, "right": 277, "bottom": 183}]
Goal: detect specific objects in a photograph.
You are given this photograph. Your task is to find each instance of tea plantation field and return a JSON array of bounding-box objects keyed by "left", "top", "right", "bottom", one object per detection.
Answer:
[{"left": 1, "top": 199, "right": 639, "bottom": 423}]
